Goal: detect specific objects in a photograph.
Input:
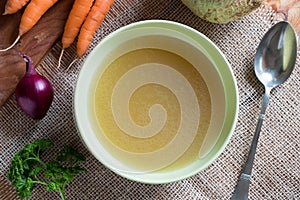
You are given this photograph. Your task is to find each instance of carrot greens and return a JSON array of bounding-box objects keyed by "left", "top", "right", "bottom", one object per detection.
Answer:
[{"left": 8, "top": 138, "right": 86, "bottom": 200}]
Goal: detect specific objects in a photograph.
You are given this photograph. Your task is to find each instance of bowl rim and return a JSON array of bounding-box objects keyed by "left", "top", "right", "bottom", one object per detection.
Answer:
[{"left": 74, "top": 19, "right": 239, "bottom": 184}]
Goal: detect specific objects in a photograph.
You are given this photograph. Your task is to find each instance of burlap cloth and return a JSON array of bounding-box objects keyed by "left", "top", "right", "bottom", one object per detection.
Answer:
[{"left": 1, "top": 0, "right": 300, "bottom": 199}]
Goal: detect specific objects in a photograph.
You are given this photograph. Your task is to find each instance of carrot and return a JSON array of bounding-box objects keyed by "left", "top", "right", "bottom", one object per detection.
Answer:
[
  {"left": 19, "top": 0, "right": 60, "bottom": 36},
  {"left": 58, "top": 0, "right": 94, "bottom": 68},
  {"left": 0, "top": 0, "right": 59, "bottom": 51},
  {"left": 61, "top": 0, "right": 95, "bottom": 49},
  {"left": 63, "top": 0, "right": 114, "bottom": 71},
  {"left": 3, "top": 0, "right": 30, "bottom": 15},
  {"left": 76, "top": 0, "right": 115, "bottom": 58}
]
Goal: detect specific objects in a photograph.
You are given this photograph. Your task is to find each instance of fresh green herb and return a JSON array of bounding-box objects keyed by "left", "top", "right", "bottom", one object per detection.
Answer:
[{"left": 8, "top": 138, "right": 87, "bottom": 200}]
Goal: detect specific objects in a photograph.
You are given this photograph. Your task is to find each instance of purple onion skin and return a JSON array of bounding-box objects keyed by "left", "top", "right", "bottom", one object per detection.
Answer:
[{"left": 15, "top": 55, "right": 54, "bottom": 120}]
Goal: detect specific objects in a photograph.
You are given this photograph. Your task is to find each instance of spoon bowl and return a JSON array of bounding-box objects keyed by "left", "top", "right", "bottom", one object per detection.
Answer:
[
  {"left": 254, "top": 21, "right": 298, "bottom": 88},
  {"left": 232, "top": 21, "right": 298, "bottom": 200}
]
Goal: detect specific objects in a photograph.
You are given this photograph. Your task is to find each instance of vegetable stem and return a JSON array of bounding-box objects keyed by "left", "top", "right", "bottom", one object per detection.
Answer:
[
  {"left": 24, "top": 157, "right": 47, "bottom": 168},
  {"left": 22, "top": 54, "right": 37, "bottom": 75},
  {"left": 32, "top": 180, "right": 47, "bottom": 186},
  {"left": 59, "top": 188, "right": 66, "bottom": 200}
]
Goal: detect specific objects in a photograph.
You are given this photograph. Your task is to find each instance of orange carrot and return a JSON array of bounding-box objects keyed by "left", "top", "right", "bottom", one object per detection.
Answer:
[
  {"left": 58, "top": 0, "right": 94, "bottom": 68},
  {"left": 0, "top": 0, "right": 59, "bottom": 51},
  {"left": 3, "top": 0, "right": 30, "bottom": 15},
  {"left": 76, "top": 0, "right": 114, "bottom": 57},
  {"left": 61, "top": 0, "right": 95, "bottom": 49},
  {"left": 19, "top": 0, "right": 59, "bottom": 36}
]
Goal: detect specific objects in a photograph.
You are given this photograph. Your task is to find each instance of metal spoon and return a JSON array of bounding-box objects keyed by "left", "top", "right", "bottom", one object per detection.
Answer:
[{"left": 231, "top": 21, "right": 298, "bottom": 200}]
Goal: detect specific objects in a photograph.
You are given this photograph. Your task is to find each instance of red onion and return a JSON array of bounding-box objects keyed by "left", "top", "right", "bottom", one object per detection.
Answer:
[{"left": 15, "top": 54, "right": 54, "bottom": 119}]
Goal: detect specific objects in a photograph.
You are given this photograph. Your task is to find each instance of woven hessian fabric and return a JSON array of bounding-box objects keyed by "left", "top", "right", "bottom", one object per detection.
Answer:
[{"left": 1, "top": 0, "right": 300, "bottom": 199}]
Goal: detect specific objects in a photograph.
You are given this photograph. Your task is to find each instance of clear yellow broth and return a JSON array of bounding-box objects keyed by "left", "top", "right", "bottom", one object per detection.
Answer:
[{"left": 94, "top": 48, "right": 211, "bottom": 171}]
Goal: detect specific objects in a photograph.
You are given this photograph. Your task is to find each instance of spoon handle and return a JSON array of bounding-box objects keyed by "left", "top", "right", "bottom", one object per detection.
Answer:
[{"left": 231, "top": 88, "right": 271, "bottom": 200}]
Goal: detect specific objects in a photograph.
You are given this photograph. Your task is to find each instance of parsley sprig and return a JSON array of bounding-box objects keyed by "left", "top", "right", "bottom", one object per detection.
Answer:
[{"left": 8, "top": 138, "right": 87, "bottom": 200}]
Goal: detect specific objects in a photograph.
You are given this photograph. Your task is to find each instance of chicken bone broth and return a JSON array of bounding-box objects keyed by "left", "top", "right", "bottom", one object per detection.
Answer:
[{"left": 93, "top": 48, "right": 212, "bottom": 172}]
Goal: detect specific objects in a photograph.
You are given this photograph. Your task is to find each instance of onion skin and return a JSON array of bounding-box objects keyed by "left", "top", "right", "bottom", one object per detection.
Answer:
[
  {"left": 181, "top": 0, "right": 262, "bottom": 24},
  {"left": 15, "top": 55, "right": 54, "bottom": 120}
]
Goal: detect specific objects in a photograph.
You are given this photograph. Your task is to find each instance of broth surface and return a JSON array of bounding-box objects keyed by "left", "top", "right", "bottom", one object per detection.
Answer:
[{"left": 94, "top": 48, "right": 211, "bottom": 171}]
